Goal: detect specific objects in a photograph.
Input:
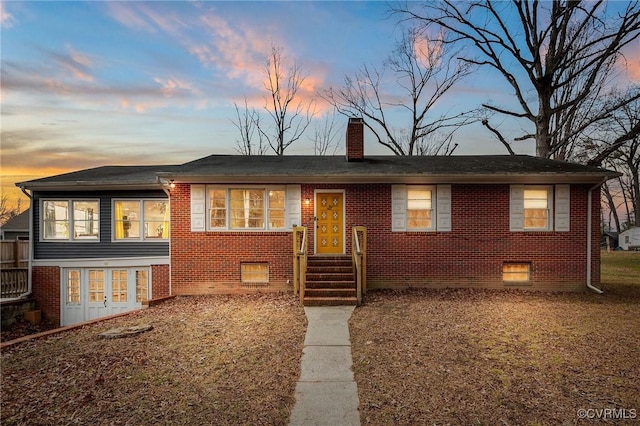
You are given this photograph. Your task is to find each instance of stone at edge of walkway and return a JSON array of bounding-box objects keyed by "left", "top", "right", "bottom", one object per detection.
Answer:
[{"left": 98, "top": 324, "right": 153, "bottom": 339}]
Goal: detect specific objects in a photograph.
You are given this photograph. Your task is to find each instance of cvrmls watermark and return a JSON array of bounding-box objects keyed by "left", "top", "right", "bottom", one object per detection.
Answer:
[{"left": 577, "top": 408, "right": 637, "bottom": 420}]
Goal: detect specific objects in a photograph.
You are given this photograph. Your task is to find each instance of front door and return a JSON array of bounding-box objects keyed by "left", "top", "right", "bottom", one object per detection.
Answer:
[{"left": 316, "top": 192, "right": 344, "bottom": 254}]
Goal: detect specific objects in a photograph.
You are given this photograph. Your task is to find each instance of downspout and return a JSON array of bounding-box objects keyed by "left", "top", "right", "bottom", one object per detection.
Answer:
[
  {"left": 586, "top": 178, "right": 608, "bottom": 294},
  {"left": 19, "top": 186, "right": 33, "bottom": 299},
  {"left": 157, "top": 177, "right": 172, "bottom": 297}
]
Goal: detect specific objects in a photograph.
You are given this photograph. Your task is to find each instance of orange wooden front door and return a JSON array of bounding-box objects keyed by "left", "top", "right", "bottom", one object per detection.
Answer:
[{"left": 316, "top": 192, "right": 344, "bottom": 254}]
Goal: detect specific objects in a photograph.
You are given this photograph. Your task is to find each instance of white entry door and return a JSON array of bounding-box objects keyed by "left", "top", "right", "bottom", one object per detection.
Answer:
[
  {"left": 109, "top": 269, "right": 134, "bottom": 316},
  {"left": 86, "top": 269, "right": 108, "bottom": 321},
  {"left": 62, "top": 267, "right": 150, "bottom": 326}
]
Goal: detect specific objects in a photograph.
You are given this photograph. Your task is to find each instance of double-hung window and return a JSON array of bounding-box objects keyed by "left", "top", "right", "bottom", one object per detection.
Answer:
[
  {"left": 392, "top": 185, "right": 451, "bottom": 232},
  {"left": 207, "top": 186, "right": 286, "bottom": 231},
  {"left": 510, "top": 185, "right": 555, "bottom": 231},
  {"left": 407, "top": 187, "right": 434, "bottom": 230},
  {"left": 113, "top": 200, "right": 169, "bottom": 240},
  {"left": 523, "top": 187, "right": 551, "bottom": 230},
  {"left": 510, "top": 185, "right": 570, "bottom": 232},
  {"left": 42, "top": 200, "right": 99, "bottom": 241}
]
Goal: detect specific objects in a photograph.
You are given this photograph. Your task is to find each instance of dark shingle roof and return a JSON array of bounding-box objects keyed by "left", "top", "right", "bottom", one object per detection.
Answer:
[
  {"left": 0, "top": 210, "right": 29, "bottom": 231},
  {"left": 17, "top": 165, "right": 181, "bottom": 190},
  {"left": 18, "top": 155, "right": 619, "bottom": 190},
  {"left": 161, "top": 154, "right": 618, "bottom": 184}
]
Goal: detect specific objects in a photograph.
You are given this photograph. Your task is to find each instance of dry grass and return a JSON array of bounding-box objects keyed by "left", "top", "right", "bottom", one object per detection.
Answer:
[
  {"left": 350, "top": 251, "right": 640, "bottom": 425},
  {"left": 2, "top": 253, "right": 638, "bottom": 425},
  {"left": 1, "top": 294, "right": 307, "bottom": 426}
]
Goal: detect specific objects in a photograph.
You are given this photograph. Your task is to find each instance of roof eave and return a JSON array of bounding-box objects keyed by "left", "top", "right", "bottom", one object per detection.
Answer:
[
  {"left": 17, "top": 182, "right": 163, "bottom": 192},
  {"left": 157, "top": 172, "right": 619, "bottom": 185}
]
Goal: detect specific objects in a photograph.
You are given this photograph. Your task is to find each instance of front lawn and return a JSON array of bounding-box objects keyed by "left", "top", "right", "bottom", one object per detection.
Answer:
[
  {"left": 2, "top": 253, "right": 638, "bottom": 425},
  {"left": 1, "top": 294, "right": 307, "bottom": 426},
  {"left": 350, "top": 251, "right": 640, "bottom": 425}
]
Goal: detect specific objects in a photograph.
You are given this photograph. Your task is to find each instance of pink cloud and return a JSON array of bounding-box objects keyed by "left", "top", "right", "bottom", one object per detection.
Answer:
[
  {"left": 622, "top": 42, "right": 640, "bottom": 81},
  {"left": 0, "top": 0, "right": 15, "bottom": 28},
  {"left": 153, "top": 77, "right": 197, "bottom": 97},
  {"left": 104, "top": 3, "right": 328, "bottom": 113},
  {"left": 104, "top": 2, "right": 157, "bottom": 33},
  {"left": 196, "top": 13, "right": 271, "bottom": 89},
  {"left": 61, "top": 47, "right": 95, "bottom": 82}
]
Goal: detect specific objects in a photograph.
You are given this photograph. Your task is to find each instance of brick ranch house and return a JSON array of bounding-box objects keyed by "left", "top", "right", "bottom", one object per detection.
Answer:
[{"left": 17, "top": 118, "right": 618, "bottom": 326}]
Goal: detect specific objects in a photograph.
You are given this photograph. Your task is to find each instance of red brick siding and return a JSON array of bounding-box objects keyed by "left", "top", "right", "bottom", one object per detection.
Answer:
[
  {"left": 170, "top": 184, "right": 292, "bottom": 295},
  {"left": 152, "top": 264, "right": 170, "bottom": 299},
  {"left": 171, "top": 183, "right": 602, "bottom": 294},
  {"left": 32, "top": 266, "right": 61, "bottom": 326},
  {"left": 346, "top": 119, "right": 364, "bottom": 161}
]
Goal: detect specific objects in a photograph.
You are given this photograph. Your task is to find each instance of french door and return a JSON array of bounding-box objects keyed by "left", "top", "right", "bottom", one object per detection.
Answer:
[{"left": 62, "top": 267, "right": 150, "bottom": 326}]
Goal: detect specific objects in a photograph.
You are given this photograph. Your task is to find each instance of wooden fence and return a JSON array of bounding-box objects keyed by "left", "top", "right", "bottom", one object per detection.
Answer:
[{"left": 1, "top": 240, "right": 29, "bottom": 299}]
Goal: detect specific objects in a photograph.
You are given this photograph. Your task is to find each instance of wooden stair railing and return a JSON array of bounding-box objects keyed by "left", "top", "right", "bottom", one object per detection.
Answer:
[
  {"left": 292, "top": 226, "right": 308, "bottom": 305},
  {"left": 352, "top": 226, "right": 367, "bottom": 306}
]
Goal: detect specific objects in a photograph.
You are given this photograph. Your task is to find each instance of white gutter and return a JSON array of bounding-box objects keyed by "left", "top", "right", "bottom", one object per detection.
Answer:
[
  {"left": 156, "top": 177, "right": 172, "bottom": 297},
  {"left": 586, "top": 179, "right": 608, "bottom": 294},
  {"left": 18, "top": 186, "right": 33, "bottom": 299}
]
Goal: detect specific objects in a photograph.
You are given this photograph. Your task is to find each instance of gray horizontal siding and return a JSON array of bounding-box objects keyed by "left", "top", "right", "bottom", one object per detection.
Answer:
[{"left": 33, "top": 190, "right": 169, "bottom": 260}]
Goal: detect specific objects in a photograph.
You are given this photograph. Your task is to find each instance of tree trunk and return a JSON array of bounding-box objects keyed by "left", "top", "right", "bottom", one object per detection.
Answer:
[
  {"left": 632, "top": 171, "right": 640, "bottom": 227},
  {"left": 537, "top": 92, "right": 553, "bottom": 158},
  {"left": 602, "top": 182, "right": 621, "bottom": 233}
]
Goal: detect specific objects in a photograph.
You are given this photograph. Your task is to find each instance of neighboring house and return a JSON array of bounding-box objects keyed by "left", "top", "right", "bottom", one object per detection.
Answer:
[
  {"left": 17, "top": 118, "right": 619, "bottom": 326},
  {"left": 601, "top": 230, "right": 619, "bottom": 250},
  {"left": 0, "top": 209, "right": 29, "bottom": 240},
  {"left": 619, "top": 227, "right": 640, "bottom": 250}
]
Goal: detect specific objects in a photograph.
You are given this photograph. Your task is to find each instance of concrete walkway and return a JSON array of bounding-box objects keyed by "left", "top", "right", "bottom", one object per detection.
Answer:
[{"left": 289, "top": 306, "right": 360, "bottom": 426}]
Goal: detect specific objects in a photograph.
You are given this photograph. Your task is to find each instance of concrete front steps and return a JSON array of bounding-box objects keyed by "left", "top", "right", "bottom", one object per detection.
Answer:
[{"left": 304, "top": 256, "right": 358, "bottom": 306}]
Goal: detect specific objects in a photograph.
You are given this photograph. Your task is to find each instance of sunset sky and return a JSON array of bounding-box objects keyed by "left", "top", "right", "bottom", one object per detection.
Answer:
[{"left": 1, "top": 1, "right": 639, "bottom": 209}]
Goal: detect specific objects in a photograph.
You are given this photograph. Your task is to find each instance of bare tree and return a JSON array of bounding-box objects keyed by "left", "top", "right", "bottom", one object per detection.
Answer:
[
  {"left": 607, "top": 99, "right": 640, "bottom": 227},
  {"left": 0, "top": 195, "right": 24, "bottom": 226},
  {"left": 601, "top": 180, "right": 623, "bottom": 232},
  {"left": 260, "top": 45, "right": 315, "bottom": 155},
  {"left": 309, "top": 111, "right": 342, "bottom": 155},
  {"left": 230, "top": 45, "right": 315, "bottom": 155},
  {"left": 579, "top": 91, "right": 640, "bottom": 230},
  {"left": 396, "top": 1, "right": 640, "bottom": 159},
  {"left": 232, "top": 98, "right": 267, "bottom": 155},
  {"left": 323, "top": 28, "right": 478, "bottom": 156},
  {"left": 586, "top": 87, "right": 640, "bottom": 166}
]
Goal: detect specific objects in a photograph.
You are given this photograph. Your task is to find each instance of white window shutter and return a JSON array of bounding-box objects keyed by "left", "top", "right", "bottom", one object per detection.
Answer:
[
  {"left": 190, "top": 185, "right": 206, "bottom": 232},
  {"left": 555, "top": 184, "right": 570, "bottom": 232},
  {"left": 436, "top": 185, "right": 452, "bottom": 232},
  {"left": 286, "top": 185, "right": 301, "bottom": 230},
  {"left": 510, "top": 185, "right": 524, "bottom": 232},
  {"left": 391, "top": 185, "right": 406, "bottom": 232}
]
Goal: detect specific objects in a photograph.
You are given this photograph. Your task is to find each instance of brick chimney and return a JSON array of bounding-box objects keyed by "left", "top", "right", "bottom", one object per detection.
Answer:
[{"left": 346, "top": 117, "right": 364, "bottom": 162}]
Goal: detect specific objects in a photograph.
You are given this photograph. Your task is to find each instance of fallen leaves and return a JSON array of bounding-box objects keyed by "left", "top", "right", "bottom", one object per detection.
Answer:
[
  {"left": 1, "top": 294, "right": 307, "bottom": 426},
  {"left": 350, "top": 288, "right": 640, "bottom": 425}
]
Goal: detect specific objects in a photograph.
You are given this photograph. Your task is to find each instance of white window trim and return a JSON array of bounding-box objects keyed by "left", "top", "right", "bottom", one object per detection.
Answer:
[
  {"left": 510, "top": 185, "right": 557, "bottom": 232},
  {"left": 40, "top": 198, "right": 100, "bottom": 242},
  {"left": 524, "top": 185, "right": 553, "bottom": 231},
  {"left": 407, "top": 185, "right": 436, "bottom": 231},
  {"left": 112, "top": 199, "right": 170, "bottom": 242},
  {"left": 205, "top": 185, "right": 288, "bottom": 232},
  {"left": 392, "top": 184, "right": 451, "bottom": 232}
]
